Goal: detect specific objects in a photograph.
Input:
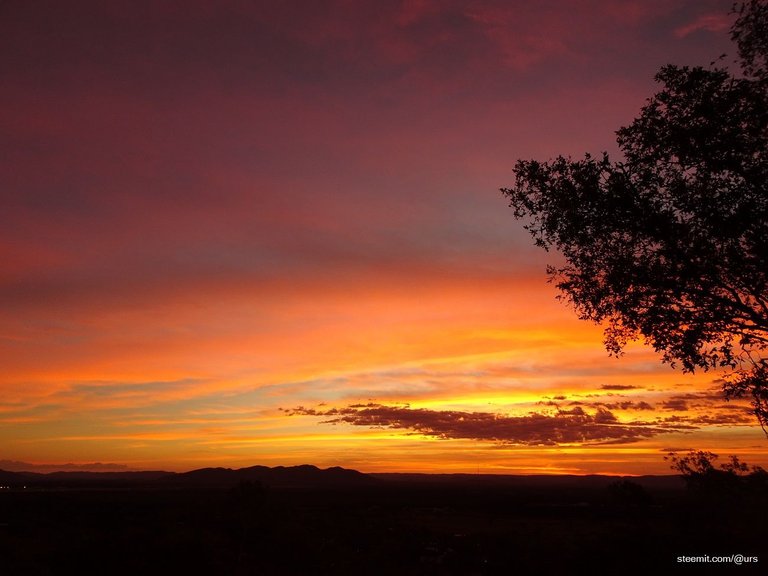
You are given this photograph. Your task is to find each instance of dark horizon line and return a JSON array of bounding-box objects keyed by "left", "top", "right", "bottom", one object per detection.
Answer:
[{"left": 0, "top": 462, "right": 683, "bottom": 479}]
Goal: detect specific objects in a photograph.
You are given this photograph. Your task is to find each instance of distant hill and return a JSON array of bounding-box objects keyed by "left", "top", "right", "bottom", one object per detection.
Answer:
[
  {"left": 0, "top": 464, "right": 374, "bottom": 489},
  {"left": 370, "top": 472, "right": 686, "bottom": 491},
  {"left": 0, "top": 469, "right": 26, "bottom": 485},
  {"left": 0, "top": 469, "right": 173, "bottom": 488},
  {"left": 0, "top": 465, "right": 685, "bottom": 492},
  {"left": 0, "top": 459, "right": 131, "bottom": 473},
  {"left": 40, "top": 470, "right": 174, "bottom": 482},
  {"left": 166, "top": 464, "right": 375, "bottom": 488}
]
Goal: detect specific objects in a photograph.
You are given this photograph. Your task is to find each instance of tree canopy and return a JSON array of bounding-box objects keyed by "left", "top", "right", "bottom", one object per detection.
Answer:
[
  {"left": 665, "top": 450, "right": 767, "bottom": 501},
  {"left": 502, "top": 1, "right": 768, "bottom": 427}
]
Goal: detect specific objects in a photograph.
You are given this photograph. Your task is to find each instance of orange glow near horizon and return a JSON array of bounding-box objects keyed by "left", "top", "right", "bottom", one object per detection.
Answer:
[{"left": 3, "top": 272, "right": 765, "bottom": 475}]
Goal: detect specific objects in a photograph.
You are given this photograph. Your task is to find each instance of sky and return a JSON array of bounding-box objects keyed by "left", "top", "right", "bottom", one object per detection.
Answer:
[{"left": 2, "top": 0, "right": 766, "bottom": 475}]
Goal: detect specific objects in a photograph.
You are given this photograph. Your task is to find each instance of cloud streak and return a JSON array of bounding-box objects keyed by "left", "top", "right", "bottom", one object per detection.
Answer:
[{"left": 286, "top": 403, "right": 681, "bottom": 446}]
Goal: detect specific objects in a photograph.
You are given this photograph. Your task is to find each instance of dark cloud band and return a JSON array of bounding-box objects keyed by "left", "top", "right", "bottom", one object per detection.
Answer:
[{"left": 286, "top": 403, "right": 680, "bottom": 445}]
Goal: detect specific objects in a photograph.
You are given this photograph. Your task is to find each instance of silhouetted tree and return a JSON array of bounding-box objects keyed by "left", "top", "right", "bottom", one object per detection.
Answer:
[
  {"left": 665, "top": 450, "right": 767, "bottom": 502},
  {"left": 607, "top": 478, "right": 652, "bottom": 507},
  {"left": 502, "top": 1, "right": 768, "bottom": 426}
]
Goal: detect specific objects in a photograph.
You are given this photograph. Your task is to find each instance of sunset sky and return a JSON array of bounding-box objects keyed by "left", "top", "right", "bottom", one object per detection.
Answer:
[{"left": 2, "top": 0, "right": 766, "bottom": 475}]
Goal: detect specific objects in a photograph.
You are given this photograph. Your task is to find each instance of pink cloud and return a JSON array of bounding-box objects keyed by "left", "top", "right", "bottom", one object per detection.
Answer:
[{"left": 675, "top": 13, "right": 732, "bottom": 38}]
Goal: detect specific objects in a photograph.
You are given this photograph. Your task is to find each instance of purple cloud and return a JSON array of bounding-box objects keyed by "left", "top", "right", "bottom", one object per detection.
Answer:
[{"left": 286, "top": 403, "right": 679, "bottom": 445}]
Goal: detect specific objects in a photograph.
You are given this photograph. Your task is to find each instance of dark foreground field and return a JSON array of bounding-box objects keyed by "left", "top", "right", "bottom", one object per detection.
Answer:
[{"left": 0, "top": 470, "right": 764, "bottom": 575}]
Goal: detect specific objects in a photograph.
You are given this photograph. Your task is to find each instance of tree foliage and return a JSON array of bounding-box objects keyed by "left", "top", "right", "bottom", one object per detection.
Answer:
[
  {"left": 502, "top": 1, "right": 768, "bottom": 427},
  {"left": 665, "top": 450, "right": 767, "bottom": 501}
]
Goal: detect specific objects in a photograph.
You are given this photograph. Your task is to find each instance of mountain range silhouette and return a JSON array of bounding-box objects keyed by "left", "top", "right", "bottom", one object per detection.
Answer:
[
  {"left": 0, "top": 464, "right": 374, "bottom": 489},
  {"left": 0, "top": 464, "right": 687, "bottom": 491}
]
